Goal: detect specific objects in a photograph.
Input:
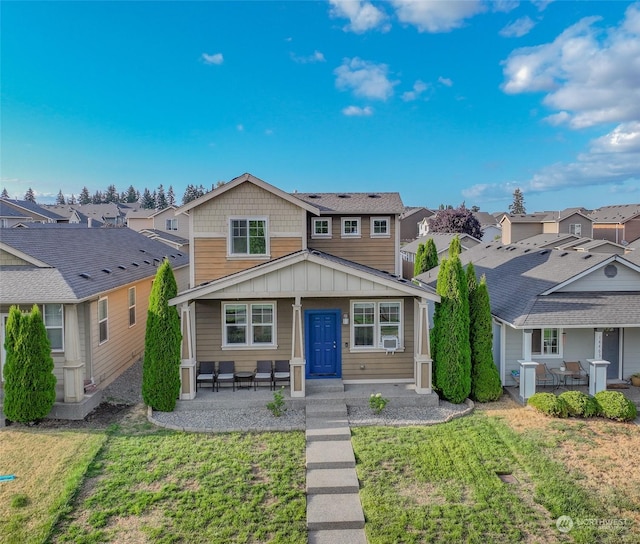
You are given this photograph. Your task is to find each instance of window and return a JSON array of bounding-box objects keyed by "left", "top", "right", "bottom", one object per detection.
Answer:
[
  {"left": 312, "top": 218, "right": 332, "bottom": 239},
  {"left": 370, "top": 217, "right": 390, "bottom": 238},
  {"left": 43, "top": 304, "right": 64, "bottom": 351},
  {"left": 532, "top": 328, "right": 560, "bottom": 356},
  {"left": 223, "top": 302, "right": 275, "bottom": 347},
  {"left": 128, "top": 287, "right": 136, "bottom": 327},
  {"left": 229, "top": 218, "right": 267, "bottom": 256},
  {"left": 352, "top": 301, "right": 402, "bottom": 349},
  {"left": 569, "top": 223, "right": 582, "bottom": 236},
  {"left": 341, "top": 217, "right": 361, "bottom": 238},
  {"left": 98, "top": 298, "right": 108, "bottom": 344},
  {"left": 0, "top": 219, "right": 8, "bottom": 229},
  {"left": 165, "top": 218, "right": 178, "bottom": 231}
]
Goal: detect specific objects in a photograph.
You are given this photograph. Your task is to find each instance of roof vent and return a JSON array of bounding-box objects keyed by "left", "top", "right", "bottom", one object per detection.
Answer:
[
  {"left": 153, "top": 258, "right": 161, "bottom": 265},
  {"left": 583, "top": 254, "right": 593, "bottom": 259},
  {"left": 560, "top": 252, "right": 568, "bottom": 257},
  {"left": 144, "top": 259, "right": 151, "bottom": 264},
  {"left": 308, "top": 194, "right": 321, "bottom": 199},
  {"left": 523, "top": 248, "right": 531, "bottom": 253},
  {"left": 132, "top": 262, "right": 139, "bottom": 267},
  {"left": 368, "top": 194, "right": 381, "bottom": 198},
  {"left": 177, "top": 253, "right": 183, "bottom": 257},
  {"left": 79, "top": 272, "right": 91, "bottom": 279},
  {"left": 139, "top": 249, "right": 146, "bottom": 253},
  {"left": 118, "top": 265, "right": 126, "bottom": 270},
  {"left": 102, "top": 268, "right": 112, "bottom": 274},
  {"left": 337, "top": 194, "right": 351, "bottom": 198},
  {"left": 539, "top": 250, "right": 549, "bottom": 255}
]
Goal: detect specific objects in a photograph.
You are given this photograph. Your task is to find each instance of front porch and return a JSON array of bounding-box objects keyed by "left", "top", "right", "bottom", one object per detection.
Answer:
[{"left": 504, "top": 382, "right": 640, "bottom": 408}]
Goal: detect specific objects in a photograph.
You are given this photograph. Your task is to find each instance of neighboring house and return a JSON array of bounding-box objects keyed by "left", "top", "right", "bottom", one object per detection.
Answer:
[
  {"left": 400, "top": 233, "right": 481, "bottom": 279},
  {"left": 0, "top": 225, "right": 189, "bottom": 419},
  {"left": 170, "top": 173, "right": 439, "bottom": 399},
  {"left": 1, "top": 198, "right": 65, "bottom": 227},
  {"left": 126, "top": 206, "right": 190, "bottom": 249},
  {"left": 400, "top": 206, "right": 434, "bottom": 243},
  {"left": 500, "top": 208, "right": 594, "bottom": 244},
  {"left": 590, "top": 204, "right": 640, "bottom": 246},
  {"left": 417, "top": 242, "right": 640, "bottom": 387},
  {"left": 513, "top": 233, "right": 628, "bottom": 255},
  {"left": 472, "top": 211, "right": 501, "bottom": 242}
]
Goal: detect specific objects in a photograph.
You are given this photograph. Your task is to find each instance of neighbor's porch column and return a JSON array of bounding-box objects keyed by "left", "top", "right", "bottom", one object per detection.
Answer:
[
  {"left": 290, "top": 296, "right": 305, "bottom": 398},
  {"left": 587, "top": 359, "right": 610, "bottom": 396},
  {"left": 63, "top": 304, "right": 85, "bottom": 403},
  {"left": 517, "top": 360, "right": 538, "bottom": 403},
  {"left": 594, "top": 329, "right": 604, "bottom": 360},
  {"left": 179, "top": 302, "right": 196, "bottom": 400},
  {"left": 415, "top": 298, "right": 432, "bottom": 394},
  {"left": 523, "top": 329, "right": 533, "bottom": 361}
]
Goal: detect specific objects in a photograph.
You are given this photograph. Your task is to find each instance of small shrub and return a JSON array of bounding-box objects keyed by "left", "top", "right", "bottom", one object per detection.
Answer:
[
  {"left": 558, "top": 391, "right": 599, "bottom": 417},
  {"left": 267, "top": 387, "right": 286, "bottom": 417},
  {"left": 527, "top": 393, "right": 569, "bottom": 418},
  {"left": 369, "top": 393, "right": 389, "bottom": 414},
  {"left": 10, "top": 493, "right": 30, "bottom": 508},
  {"left": 594, "top": 390, "right": 638, "bottom": 422}
]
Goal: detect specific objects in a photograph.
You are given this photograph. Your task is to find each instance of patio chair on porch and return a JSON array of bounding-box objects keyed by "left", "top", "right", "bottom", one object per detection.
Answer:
[
  {"left": 565, "top": 361, "right": 589, "bottom": 386},
  {"left": 273, "top": 360, "right": 291, "bottom": 389},
  {"left": 196, "top": 361, "right": 216, "bottom": 391},
  {"left": 254, "top": 360, "right": 274, "bottom": 390},
  {"left": 216, "top": 361, "right": 236, "bottom": 392},
  {"left": 536, "top": 363, "right": 554, "bottom": 388}
]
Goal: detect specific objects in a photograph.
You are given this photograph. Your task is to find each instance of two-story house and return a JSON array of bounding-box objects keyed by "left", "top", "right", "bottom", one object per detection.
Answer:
[
  {"left": 169, "top": 173, "right": 439, "bottom": 399},
  {"left": 500, "top": 209, "right": 594, "bottom": 244},
  {"left": 590, "top": 204, "right": 640, "bottom": 246},
  {"left": 126, "top": 205, "right": 190, "bottom": 250}
]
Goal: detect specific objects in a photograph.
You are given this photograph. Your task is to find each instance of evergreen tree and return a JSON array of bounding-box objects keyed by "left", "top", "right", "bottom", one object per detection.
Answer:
[
  {"left": 142, "top": 261, "right": 182, "bottom": 411},
  {"left": 125, "top": 185, "right": 138, "bottom": 203},
  {"left": 431, "top": 251, "right": 471, "bottom": 404},
  {"left": 156, "top": 184, "right": 168, "bottom": 210},
  {"left": 104, "top": 184, "right": 118, "bottom": 203},
  {"left": 467, "top": 267, "right": 502, "bottom": 402},
  {"left": 2, "top": 188, "right": 10, "bottom": 198},
  {"left": 449, "top": 235, "right": 462, "bottom": 256},
  {"left": 414, "top": 243, "right": 426, "bottom": 277},
  {"left": 79, "top": 187, "right": 91, "bottom": 205},
  {"left": 167, "top": 185, "right": 175, "bottom": 206},
  {"left": 140, "top": 188, "right": 155, "bottom": 209},
  {"left": 509, "top": 188, "right": 526, "bottom": 214},
  {"left": 181, "top": 184, "right": 207, "bottom": 204},
  {"left": 3, "top": 305, "right": 57, "bottom": 423},
  {"left": 24, "top": 188, "right": 36, "bottom": 203},
  {"left": 424, "top": 238, "right": 438, "bottom": 271},
  {"left": 69, "top": 194, "right": 77, "bottom": 205},
  {"left": 92, "top": 190, "right": 104, "bottom": 204},
  {"left": 56, "top": 190, "right": 66, "bottom": 205},
  {"left": 428, "top": 204, "right": 482, "bottom": 239}
]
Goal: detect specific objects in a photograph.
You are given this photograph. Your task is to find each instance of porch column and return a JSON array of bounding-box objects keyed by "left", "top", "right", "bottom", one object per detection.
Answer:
[
  {"left": 517, "top": 360, "right": 538, "bottom": 403},
  {"left": 63, "top": 305, "right": 85, "bottom": 403},
  {"left": 179, "top": 302, "right": 196, "bottom": 400},
  {"left": 594, "top": 329, "right": 604, "bottom": 360},
  {"left": 290, "top": 297, "right": 305, "bottom": 398},
  {"left": 587, "top": 359, "right": 610, "bottom": 396},
  {"left": 523, "top": 329, "right": 533, "bottom": 361},
  {"left": 415, "top": 298, "right": 432, "bottom": 394}
]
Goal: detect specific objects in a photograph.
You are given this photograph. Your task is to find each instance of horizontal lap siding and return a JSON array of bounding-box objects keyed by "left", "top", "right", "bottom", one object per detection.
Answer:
[{"left": 593, "top": 225, "right": 622, "bottom": 243}]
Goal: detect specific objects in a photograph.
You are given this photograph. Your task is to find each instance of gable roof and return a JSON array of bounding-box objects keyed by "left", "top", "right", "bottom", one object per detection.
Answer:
[
  {"left": 0, "top": 201, "right": 31, "bottom": 219},
  {"left": 417, "top": 242, "right": 640, "bottom": 327},
  {"left": 1, "top": 199, "right": 65, "bottom": 221},
  {"left": 0, "top": 226, "right": 189, "bottom": 303},
  {"left": 513, "top": 233, "right": 580, "bottom": 249},
  {"left": 400, "top": 233, "right": 481, "bottom": 256},
  {"left": 294, "top": 192, "right": 404, "bottom": 214},
  {"left": 400, "top": 206, "right": 434, "bottom": 219},
  {"left": 589, "top": 204, "right": 640, "bottom": 223}
]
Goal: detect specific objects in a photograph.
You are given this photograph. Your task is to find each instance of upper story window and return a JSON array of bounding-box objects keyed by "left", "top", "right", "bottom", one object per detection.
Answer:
[
  {"left": 229, "top": 218, "right": 268, "bottom": 256},
  {"left": 341, "top": 217, "right": 361, "bottom": 238},
  {"left": 43, "top": 304, "right": 64, "bottom": 351},
  {"left": 569, "top": 223, "right": 582, "bottom": 236},
  {"left": 370, "top": 217, "right": 390, "bottom": 238},
  {"left": 98, "top": 297, "right": 109, "bottom": 344},
  {"left": 0, "top": 219, "right": 8, "bottom": 229},
  {"left": 223, "top": 302, "right": 276, "bottom": 348},
  {"left": 128, "top": 287, "right": 136, "bottom": 327},
  {"left": 165, "top": 218, "right": 178, "bottom": 231},
  {"left": 312, "top": 218, "right": 332, "bottom": 239},
  {"left": 531, "top": 328, "right": 561, "bottom": 357},
  {"left": 351, "top": 300, "right": 402, "bottom": 350}
]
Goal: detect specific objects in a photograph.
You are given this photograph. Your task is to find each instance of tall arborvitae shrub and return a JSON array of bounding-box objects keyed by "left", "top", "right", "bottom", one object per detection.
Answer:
[
  {"left": 3, "top": 305, "right": 57, "bottom": 423},
  {"left": 432, "top": 252, "right": 471, "bottom": 403},
  {"left": 414, "top": 242, "right": 426, "bottom": 277},
  {"left": 142, "top": 260, "right": 182, "bottom": 411},
  {"left": 424, "top": 238, "right": 438, "bottom": 271},
  {"left": 467, "top": 267, "right": 502, "bottom": 402},
  {"left": 449, "top": 235, "right": 462, "bottom": 257}
]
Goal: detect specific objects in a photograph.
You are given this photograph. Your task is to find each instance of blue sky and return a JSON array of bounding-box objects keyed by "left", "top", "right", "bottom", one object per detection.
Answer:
[{"left": 2, "top": 1, "right": 639, "bottom": 212}]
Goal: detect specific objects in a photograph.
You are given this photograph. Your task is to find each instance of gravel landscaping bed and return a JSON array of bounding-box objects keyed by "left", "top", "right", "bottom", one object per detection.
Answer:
[{"left": 348, "top": 400, "right": 473, "bottom": 427}]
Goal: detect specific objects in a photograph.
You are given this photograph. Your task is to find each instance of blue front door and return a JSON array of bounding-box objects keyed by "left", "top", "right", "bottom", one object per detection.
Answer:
[{"left": 306, "top": 310, "right": 341, "bottom": 378}]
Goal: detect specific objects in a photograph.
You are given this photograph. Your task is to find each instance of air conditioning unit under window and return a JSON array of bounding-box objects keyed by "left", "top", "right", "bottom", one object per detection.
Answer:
[{"left": 381, "top": 335, "right": 399, "bottom": 353}]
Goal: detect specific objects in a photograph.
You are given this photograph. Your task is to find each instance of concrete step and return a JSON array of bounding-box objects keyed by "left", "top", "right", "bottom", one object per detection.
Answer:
[
  {"left": 307, "top": 379, "right": 345, "bottom": 394},
  {"left": 306, "top": 422, "right": 352, "bottom": 442},
  {"left": 307, "top": 468, "right": 360, "bottom": 494},
  {"left": 306, "top": 403, "right": 348, "bottom": 418},
  {"left": 306, "top": 439, "right": 356, "bottom": 469},
  {"left": 308, "top": 528, "right": 368, "bottom": 544},
  {"left": 307, "top": 493, "right": 365, "bottom": 530}
]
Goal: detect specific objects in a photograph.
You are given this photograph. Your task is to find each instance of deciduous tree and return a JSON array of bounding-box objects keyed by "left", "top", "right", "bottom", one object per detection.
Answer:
[{"left": 428, "top": 204, "right": 482, "bottom": 239}]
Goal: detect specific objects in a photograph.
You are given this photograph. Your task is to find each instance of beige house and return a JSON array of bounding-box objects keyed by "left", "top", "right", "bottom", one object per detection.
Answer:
[
  {"left": 501, "top": 209, "right": 593, "bottom": 244},
  {"left": 0, "top": 225, "right": 189, "bottom": 419},
  {"left": 170, "top": 173, "right": 439, "bottom": 399},
  {"left": 126, "top": 206, "right": 190, "bottom": 249},
  {"left": 590, "top": 204, "right": 640, "bottom": 246}
]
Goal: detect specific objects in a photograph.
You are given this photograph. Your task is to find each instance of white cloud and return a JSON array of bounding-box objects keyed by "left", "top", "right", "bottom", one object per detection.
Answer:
[
  {"left": 329, "top": 0, "right": 389, "bottom": 33},
  {"left": 402, "top": 80, "right": 429, "bottom": 101},
  {"left": 202, "top": 52, "right": 224, "bottom": 65},
  {"left": 502, "top": 4, "right": 640, "bottom": 128},
  {"left": 342, "top": 105, "right": 374, "bottom": 116},
  {"left": 438, "top": 76, "right": 453, "bottom": 87},
  {"left": 391, "top": 0, "right": 486, "bottom": 33},
  {"left": 532, "top": 0, "right": 554, "bottom": 11},
  {"left": 334, "top": 57, "right": 397, "bottom": 100},
  {"left": 499, "top": 16, "right": 536, "bottom": 38},
  {"left": 492, "top": 0, "right": 520, "bottom": 13},
  {"left": 291, "top": 50, "right": 326, "bottom": 64}
]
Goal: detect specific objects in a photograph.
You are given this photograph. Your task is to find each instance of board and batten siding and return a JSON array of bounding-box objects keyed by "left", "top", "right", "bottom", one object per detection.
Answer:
[{"left": 557, "top": 263, "right": 640, "bottom": 292}]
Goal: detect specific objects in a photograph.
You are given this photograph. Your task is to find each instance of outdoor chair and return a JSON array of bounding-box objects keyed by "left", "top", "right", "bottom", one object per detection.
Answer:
[
  {"left": 273, "top": 360, "right": 291, "bottom": 388},
  {"left": 254, "top": 360, "right": 274, "bottom": 390},
  {"left": 196, "top": 361, "right": 216, "bottom": 391},
  {"left": 216, "top": 361, "right": 236, "bottom": 391},
  {"left": 535, "top": 363, "right": 554, "bottom": 388},
  {"left": 565, "top": 361, "right": 589, "bottom": 386}
]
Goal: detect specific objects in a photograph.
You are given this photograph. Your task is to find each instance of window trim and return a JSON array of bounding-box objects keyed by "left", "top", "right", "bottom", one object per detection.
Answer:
[
  {"left": 128, "top": 287, "right": 136, "bottom": 327},
  {"left": 222, "top": 301, "right": 277, "bottom": 349},
  {"left": 350, "top": 300, "right": 403, "bottom": 352},
  {"left": 311, "top": 217, "right": 332, "bottom": 239},
  {"left": 529, "top": 328, "right": 562, "bottom": 358},
  {"left": 341, "top": 217, "right": 361, "bottom": 238},
  {"left": 42, "top": 303, "right": 64, "bottom": 352},
  {"left": 569, "top": 223, "right": 582, "bottom": 236},
  {"left": 165, "top": 218, "right": 178, "bottom": 231},
  {"left": 370, "top": 216, "right": 390, "bottom": 238},
  {"left": 98, "top": 297, "right": 109, "bottom": 345},
  {"left": 228, "top": 216, "right": 269, "bottom": 257}
]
